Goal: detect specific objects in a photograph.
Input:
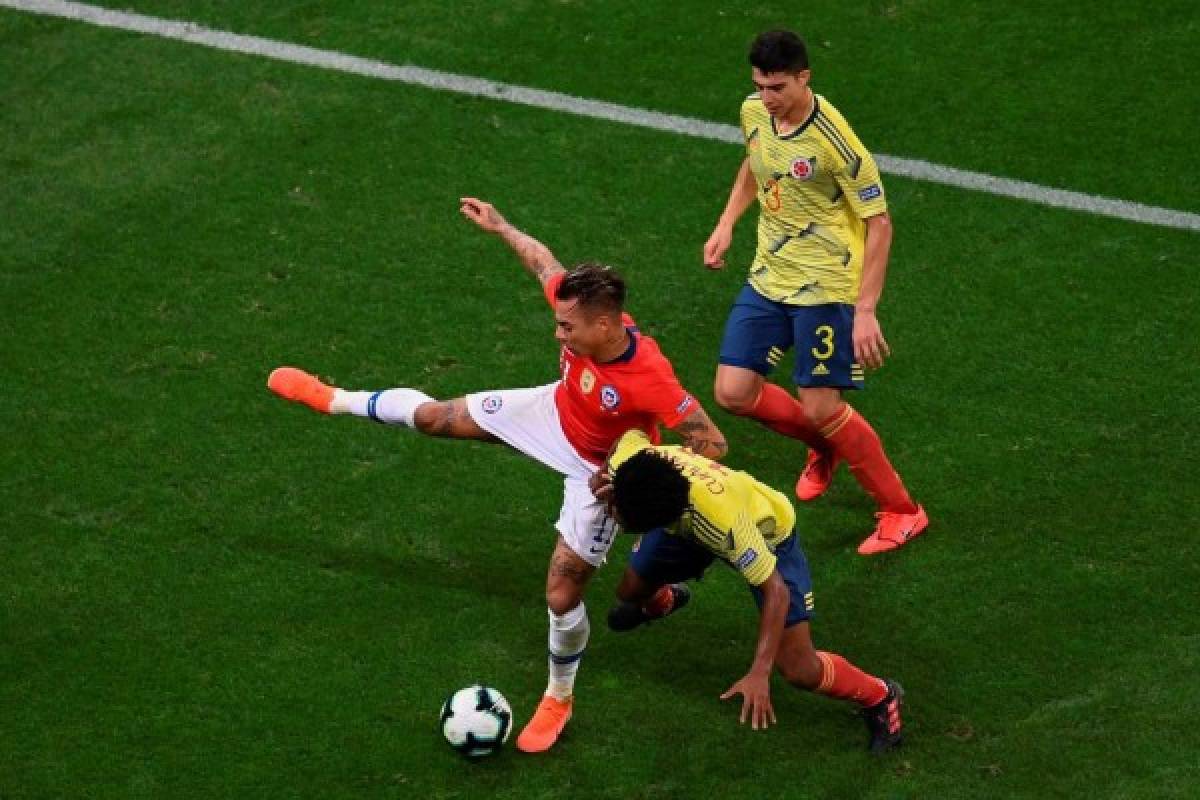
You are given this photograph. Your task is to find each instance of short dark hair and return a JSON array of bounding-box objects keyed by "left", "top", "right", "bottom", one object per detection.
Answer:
[
  {"left": 749, "top": 30, "right": 809, "bottom": 74},
  {"left": 611, "top": 451, "right": 690, "bottom": 533},
  {"left": 556, "top": 263, "right": 626, "bottom": 316}
]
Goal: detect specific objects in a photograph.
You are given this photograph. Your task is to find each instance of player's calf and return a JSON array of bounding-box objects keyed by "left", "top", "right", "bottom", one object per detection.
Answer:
[{"left": 607, "top": 583, "right": 691, "bottom": 632}]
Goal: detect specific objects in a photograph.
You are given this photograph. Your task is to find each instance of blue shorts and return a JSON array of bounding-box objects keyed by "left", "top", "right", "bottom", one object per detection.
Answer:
[
  {"left": 718, "top": 283, "right": 864, "bottom": 389},
  {"left": 627, "top": 528, "right": 815, "bottom": 627}
]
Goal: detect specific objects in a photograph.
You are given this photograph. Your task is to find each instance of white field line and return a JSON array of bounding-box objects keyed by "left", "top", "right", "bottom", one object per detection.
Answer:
[{"left": 4, "top": 0, "right": 1199, "bottom": 233}]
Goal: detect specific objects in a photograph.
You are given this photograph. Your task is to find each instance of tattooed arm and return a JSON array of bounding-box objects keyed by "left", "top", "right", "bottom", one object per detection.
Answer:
[
  {"left": 459, "top": 196, "right": 565, "bottom": 288},
  {"left": 668, "top": 406, "right": 728, "bottom": 461}
]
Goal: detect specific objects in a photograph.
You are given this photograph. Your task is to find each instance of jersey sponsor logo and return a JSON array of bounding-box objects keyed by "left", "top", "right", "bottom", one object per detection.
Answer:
[
  {"left": 858, "top": 184, "right": 882, "bottom": 202},
  {"left": 812, "top": 363, "right": 830, "bottom": 376},
  {"left": 600, "top": 385, "right": 621, "bottom": 411},
  {"left": 789, "top": 156, "right": 815, "bottom": 180},
  {"left": 735, "top": 548, "right": 759, "bottom": 571},
  {"left": 481, "top": 395, "right": 503, "bottom": 414},
  {"left": 580, "top": 368, "right": 596, "bottom": 395},
  {"left": 675, "top": 395, "right": 693, "bottom": 415}
]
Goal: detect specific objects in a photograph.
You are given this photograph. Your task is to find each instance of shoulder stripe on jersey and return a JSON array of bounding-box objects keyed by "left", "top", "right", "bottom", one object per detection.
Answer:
[
  {"left": 814, "top": 113, "right": 857, "bottom": 163},
  {"left": 815, "top": 114, "right": 863, "bottom": 178},
  {"left": 690, "top": 513, "right": 733, "bottom": 552}
]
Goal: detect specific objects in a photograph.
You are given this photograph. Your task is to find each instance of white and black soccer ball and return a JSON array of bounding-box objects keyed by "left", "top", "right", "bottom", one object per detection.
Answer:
[{"left": 439, "top": 685, "right": 513, "bottom": 758}]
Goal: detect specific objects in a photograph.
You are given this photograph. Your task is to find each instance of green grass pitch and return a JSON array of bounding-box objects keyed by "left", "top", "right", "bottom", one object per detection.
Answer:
[{"left": 2, "top": 2, "right": 1198, "bottom": 798}]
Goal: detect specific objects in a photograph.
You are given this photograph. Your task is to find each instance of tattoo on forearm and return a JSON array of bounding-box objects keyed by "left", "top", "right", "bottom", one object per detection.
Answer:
[
  {"left": 501, "top": 225, "right": 563, "bottom": 284},
  {"left": 675, "top": 413, "right": 728, "bottom": 456}
]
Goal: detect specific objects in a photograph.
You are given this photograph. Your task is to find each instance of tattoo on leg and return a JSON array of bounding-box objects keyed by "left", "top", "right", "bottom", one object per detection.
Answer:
[{"left": 551, "top": 555, "right": 590, "bottom": 585}]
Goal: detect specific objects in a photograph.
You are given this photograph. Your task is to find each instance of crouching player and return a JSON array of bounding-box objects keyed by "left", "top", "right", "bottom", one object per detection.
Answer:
[{"left": 593, "top": 429, "right": 904, "bottom": 752}]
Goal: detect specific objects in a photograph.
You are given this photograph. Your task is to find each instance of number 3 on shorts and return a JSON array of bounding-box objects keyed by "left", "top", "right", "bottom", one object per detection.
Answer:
[{"left": 811, "top": 324, "right": 835, "bottom": 360}]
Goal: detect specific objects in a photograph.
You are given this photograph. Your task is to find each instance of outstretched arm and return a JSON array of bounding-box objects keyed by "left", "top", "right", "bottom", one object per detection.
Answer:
[
  {"left": 720, "top": 569, "right": 788, "bottom": 730},
  {"left": 668, "top": 406, "right": 728, "bottom": 461},
  {"left": 460, "top": 197, "right": 566, "bottom": 288}
]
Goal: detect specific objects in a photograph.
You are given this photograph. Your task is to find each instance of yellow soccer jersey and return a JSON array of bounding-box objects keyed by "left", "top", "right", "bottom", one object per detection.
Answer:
[
  {"left": 740, "top": 92, "right": 888, "bottom": 305},
  {"left": 609, "top": 430, "right": 796, "bottom": 586}
]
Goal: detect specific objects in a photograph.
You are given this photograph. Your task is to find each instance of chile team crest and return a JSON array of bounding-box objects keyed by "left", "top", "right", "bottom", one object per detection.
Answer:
[
  {"left": 790, "top": 156, "right": 815, "bottom": 180},
  {"left": 600, "top": 385, "right": 621, "bottom": 411}
]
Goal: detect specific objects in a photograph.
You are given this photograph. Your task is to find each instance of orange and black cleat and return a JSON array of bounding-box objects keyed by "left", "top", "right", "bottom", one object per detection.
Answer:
[{"left": 862, "top": 678, "right": 904, "bottom": 753}]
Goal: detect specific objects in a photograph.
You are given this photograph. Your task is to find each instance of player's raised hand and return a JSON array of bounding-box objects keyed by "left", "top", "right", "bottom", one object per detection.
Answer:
[
  {"left": 703, "top": 224, "right": 732, "bottom": 270},
  {"left": 719, "top": 670, "right": 776, "bottom": 730},
  {"left": 852, "top": 309, "right": 891, "bottom": 370},
  {"left": 459, "top": 197, "right": 509, "bottom": 233}
]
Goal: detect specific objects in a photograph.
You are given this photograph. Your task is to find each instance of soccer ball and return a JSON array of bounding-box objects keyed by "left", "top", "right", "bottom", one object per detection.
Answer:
[{"left": 439, "top": 685, "right": 513, "bottom": 758}]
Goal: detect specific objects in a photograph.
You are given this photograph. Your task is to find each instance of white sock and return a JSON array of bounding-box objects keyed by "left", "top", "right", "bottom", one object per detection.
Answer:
[
  {"left": 546, "top": 603, "right": 589, "bottom": 701},
  {"left": 330, "top": 388, "right": 433, "bottom": 427}
]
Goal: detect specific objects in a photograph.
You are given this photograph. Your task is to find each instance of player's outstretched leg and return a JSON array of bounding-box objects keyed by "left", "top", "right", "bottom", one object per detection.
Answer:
[
  {"left": 268, "top": 366, "right": 433, "bottom": 424},
  {"left": 267, "top": 366, "right": 498, "bottom": 441}
]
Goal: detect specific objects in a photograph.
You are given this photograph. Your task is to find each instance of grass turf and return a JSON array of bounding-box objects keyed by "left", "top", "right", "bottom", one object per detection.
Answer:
[{"left": 1, "top": 3, "right": 1197, "bottom": 798}]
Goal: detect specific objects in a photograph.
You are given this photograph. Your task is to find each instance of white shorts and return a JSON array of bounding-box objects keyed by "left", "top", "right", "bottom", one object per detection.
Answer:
[{"left": 466, "top": 384, "right": 618, "bottom": 567}]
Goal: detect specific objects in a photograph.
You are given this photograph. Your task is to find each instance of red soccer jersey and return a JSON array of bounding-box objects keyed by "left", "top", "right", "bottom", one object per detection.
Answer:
[{"left": 543, "top": 273, "right": 697, "bottom": 465}]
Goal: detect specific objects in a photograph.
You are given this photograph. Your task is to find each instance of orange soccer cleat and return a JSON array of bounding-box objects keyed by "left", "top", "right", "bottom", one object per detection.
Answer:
[
  {"left": 795, "top": 450, "right": 839, "bottom": 502},
  {"left": 857, "top": 505, "right": 929, "bottom": 555},
  {"left": 515, "top": 695, "right": 573, "bottom": 753},
  {"left": 267, "top": 367, "right": 335, "bottom": 414}
]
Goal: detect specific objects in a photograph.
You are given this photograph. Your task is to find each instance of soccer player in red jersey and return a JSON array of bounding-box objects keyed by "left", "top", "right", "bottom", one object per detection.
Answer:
[
  {"left": 268, "top": 198, "right": 726, "bottom": 754},
  {"left": 703, "top": 30, "right": 927, "bottom": 554}
]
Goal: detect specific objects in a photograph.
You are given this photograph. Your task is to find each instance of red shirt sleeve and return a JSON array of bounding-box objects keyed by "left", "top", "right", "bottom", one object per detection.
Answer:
[{"left": 636, "top": 355, "right": 698, "bottom": 428}]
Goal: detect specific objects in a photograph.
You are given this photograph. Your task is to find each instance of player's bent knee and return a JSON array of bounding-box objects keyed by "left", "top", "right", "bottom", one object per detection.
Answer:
[
  {"left": 799, "top": 392, "right": 843, "bottom": 426},
  {"left": 411, "top": 402, "right": 442, "bottom": 434},
  {"left": 713, "top": 384, "right": 757, "bottom": 415},
  {"left": 546, "top": 588, "right": 584, "bottom": 617}
]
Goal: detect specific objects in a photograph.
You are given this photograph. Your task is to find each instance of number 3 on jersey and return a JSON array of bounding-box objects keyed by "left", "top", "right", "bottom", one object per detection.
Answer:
[{"left": 811, "top": 324, "right": 835, "bottom": 360}]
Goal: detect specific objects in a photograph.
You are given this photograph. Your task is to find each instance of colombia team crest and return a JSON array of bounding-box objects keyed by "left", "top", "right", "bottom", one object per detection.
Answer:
[{"left": 790, "top": 156, "right": 816, "bottom": 180}]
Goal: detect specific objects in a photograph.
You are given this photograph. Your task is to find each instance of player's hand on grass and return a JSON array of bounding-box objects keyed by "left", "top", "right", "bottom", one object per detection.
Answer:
[
  {"left": 852, "top": 309, "right": 890, "bottom": 369},
  {"left": 720, "top": 670, "right": 776, "bottom": 730},
  {"left": 460, "top": 197, "right": 509, "bottom": 234},
  {"left": 703, "top": 224, "right": 732, "bottom": 270},
  {"left": 587, "top": 469, "right": 613, "bottom": 503}
]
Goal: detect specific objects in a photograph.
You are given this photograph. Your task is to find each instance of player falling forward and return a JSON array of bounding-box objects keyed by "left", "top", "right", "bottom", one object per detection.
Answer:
[
  {"left": 267, "top": 198, "right": 726, "bottom": 754},
  {"left": 593, "top": 429, "right": 903, "bottom": 752},
  {"left": 703, "top": 30, "right": 927, "bottom": 554}
]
